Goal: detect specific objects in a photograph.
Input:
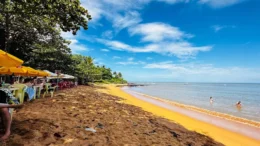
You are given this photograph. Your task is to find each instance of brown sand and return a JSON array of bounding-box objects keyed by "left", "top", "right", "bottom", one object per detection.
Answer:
[{"left": 6, "top": 86, "right": 223, "bottom": 146}]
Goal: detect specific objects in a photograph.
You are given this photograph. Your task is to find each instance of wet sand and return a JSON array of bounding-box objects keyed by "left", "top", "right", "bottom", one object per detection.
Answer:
[
  {"left": 98, "top": 85, "right": 260, "bottom": 146},
  {"left": 6, "top": 86, "right": 222, "bottom": 146}
]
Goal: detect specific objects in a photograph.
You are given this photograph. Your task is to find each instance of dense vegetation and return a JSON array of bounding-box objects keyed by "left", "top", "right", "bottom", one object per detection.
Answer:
[
  {"left": 0, "top": 0, "right": 127, "bottom": 84},
  {"left": 71, "top": 55, "right": 127, "bottom": 84}
]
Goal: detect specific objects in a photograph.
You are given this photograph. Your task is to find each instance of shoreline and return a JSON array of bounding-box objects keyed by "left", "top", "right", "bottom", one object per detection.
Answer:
[
  {"left": 99, "top": 84, "right": 260, "bottom": 146},
  {"left": 127, "top": 89, "right": 260, "bottom": 128}
]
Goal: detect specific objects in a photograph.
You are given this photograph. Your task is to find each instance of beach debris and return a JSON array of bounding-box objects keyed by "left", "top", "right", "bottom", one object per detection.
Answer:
[
  {"left": 96, "top": 123, "right": 104, "bottom": 129},
  {"left": 63, "top": 138, "right": 74, "bottom": 144},
  {"left": 132, "top": 122, "right": 138, "bottom": 126},
  {"left": 54, "top": 133, "right": 62, "bottom": 138},
  {"left": 169, "top": 130, "right": 179, "bottom": 138},
  {"left": 85, "top": 127, "right": 96, "bottom": 133},
  {"left": 56, "top": 93, "right": 66, "bottom": 97}
]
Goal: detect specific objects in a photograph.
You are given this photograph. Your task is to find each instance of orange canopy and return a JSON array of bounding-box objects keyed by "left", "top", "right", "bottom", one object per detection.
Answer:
[
  {"left": 0, "top": 49, "right": 24, "bottom": 67},
  {"left": 0, "top": 66, "right": 49, "bottom": 77},
  {"left": 0, "top": 66, "right": 27, "bottom": 75}
]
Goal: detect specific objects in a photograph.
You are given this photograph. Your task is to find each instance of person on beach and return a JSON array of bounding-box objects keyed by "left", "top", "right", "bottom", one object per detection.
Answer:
[
  {"left": 210, "top": 97, "right": 213, "bottom": 104},
  {"left": 0, "top": 87, "right": 23, "bottom": 141},
  {"left": 236, "top": 101, "right": 242, "bottom": 108}
]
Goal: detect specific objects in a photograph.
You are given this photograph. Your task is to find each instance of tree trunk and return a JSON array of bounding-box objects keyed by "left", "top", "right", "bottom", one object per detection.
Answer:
[{"left": 3, "top": 0, "right": 10, "bottom": 52}]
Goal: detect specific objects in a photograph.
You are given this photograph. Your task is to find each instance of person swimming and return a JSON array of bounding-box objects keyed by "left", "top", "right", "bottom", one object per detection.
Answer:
[
  {"left": 236, "top": 101, "right": 242, "bottom": 108},
  {"left": 210, "top": 97, "right": 213, "bottom": 104}
]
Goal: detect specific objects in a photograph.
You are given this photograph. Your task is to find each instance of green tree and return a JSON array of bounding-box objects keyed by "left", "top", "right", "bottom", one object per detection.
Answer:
[
  {"left": 113, "top": 71, "right": 118, "bottom": 78},
  {"left": 118, "top": 72, "right": 122, "bottom": 78},
  {"left": 0, "top": 0, "right": 91, "bottom": 55},
  {"left": 26, "top": 30, "right": 73, "bottom": 73}
]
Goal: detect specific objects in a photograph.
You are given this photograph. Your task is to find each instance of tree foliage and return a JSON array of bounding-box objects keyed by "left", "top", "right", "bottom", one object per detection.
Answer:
[
  {"left": 0, "top": 0, "right": 91, "bottom": 65},
  {"left": 0, "top": 1, "right": 127, "bottom": 84},
  {"left": 71, "top": 55, "right": 127, "bottom": 84}
]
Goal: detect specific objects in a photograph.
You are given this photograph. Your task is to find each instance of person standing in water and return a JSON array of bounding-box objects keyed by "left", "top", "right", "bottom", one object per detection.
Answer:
[
  {"left": 236, "top": 101, "right": 242, "bottom": 107},
  {"left": 210, "top": 97, "right": 213, "bottom": 104}
]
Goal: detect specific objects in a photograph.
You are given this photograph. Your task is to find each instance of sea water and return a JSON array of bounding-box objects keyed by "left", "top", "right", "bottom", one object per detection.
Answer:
[{"left": 128, "top": 83, "right": 260, "bottom": 122}]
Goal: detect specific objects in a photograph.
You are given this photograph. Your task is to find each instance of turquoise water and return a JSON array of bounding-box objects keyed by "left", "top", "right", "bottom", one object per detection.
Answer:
[{"left": 129, "top": 83, "right": 260, "bottom": 122}]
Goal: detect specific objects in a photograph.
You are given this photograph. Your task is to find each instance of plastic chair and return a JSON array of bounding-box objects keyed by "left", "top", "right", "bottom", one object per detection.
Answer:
[
  {"left": 42, "top": 83, "right": 57, "bottom": 98},
  {"left": 49, "top": 86, "right": 57, "bottom": 98},
  {"left": 12, "top": 84, "right": 27, "bottom": 104},
  {"left": 2, "top": 83, "right": 11, "bottom": 88}
]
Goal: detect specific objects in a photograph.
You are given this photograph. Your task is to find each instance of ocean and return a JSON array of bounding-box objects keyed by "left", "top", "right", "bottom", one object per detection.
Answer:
[{"left": 128, "top": 83, "right": 260, "bottom": 122}]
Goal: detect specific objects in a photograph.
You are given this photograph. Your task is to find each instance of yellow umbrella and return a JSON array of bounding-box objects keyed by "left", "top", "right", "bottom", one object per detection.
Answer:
[
  {"left": 0, "top": 66, "right": 27, "bottom": 75},
  {"left": 0, "top": 49, "right": 24, "bottom": 67},
  {"left": 0, "top": 66, "right": 39, "bottom": 77},
  {"left": 15, "top": 67, "right": 39, "bottom": 76},
  {"left": 25, "top": 67, "right": 38, "bottom": 76},
  {"left": 0, "top": 66, "right": 50, "bottom": 77}
]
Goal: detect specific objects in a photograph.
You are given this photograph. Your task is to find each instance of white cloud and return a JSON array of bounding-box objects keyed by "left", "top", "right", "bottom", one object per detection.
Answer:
[
  {"left": 157, "top": 0, "right": 190, "bottom": 4},
  {"left": 102, "top": 30, "right": 113, "bottom": 39},
  {"left": 60, "top": 31, "right": 75, "bottom": 40},
  {"left": 144, "top": 61, "right": 260, "bottom": 82},
  {"left": 81, "top": 0, "right": 244, "bottom": 30},
  {"left": 112, "top": 11, "right": 142, "bottom": 32},
  {"left": 146, "top": 57, "right": 153, "bottom": 60},
  {"left": 211, "top": 25, "right": 236, "bottom": 32},
  {"left": 128, "top": 57, "right": 134, "bottom": 61},
  {"left": 60, "top": 31, "right": 88, "bottom": 54},
  {"left": 68, "top": 39, "right": 88, "bottom": 54},
  {"left": 98, "top": 39, "right": 212, "bottom": 58},
  {"left": 81, "top": 0, "right": 146, "bottom": 31},
  {"left": 101, "top": 49, "right": 110, "bottom": 52},
  {"left": 212, "top": 25, "right": 224, "bottom": 32},
  {"left": 198, "top": 0, "right": 244, "bottom": 8},
  {"left": 117, "top": 61, "right": 146, "bottom": 65},
  {"left": 113, "top": 56, "right": 121, "bottom": 59},
  {"left": 129, "top": 22, "right": 193, "bottom": 42},
  {"left": 81, "top": 0, "right": 104, "bottom": 23}
]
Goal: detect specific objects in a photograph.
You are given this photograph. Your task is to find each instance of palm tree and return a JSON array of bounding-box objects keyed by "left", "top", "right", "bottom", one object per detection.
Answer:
[
  {"left": 86, "top": 56, "right": 94, "bottom": 66},
  {"left": 118, "top": 72, "right": 122, "bottom": 78},
  {"left": 113, "top": 71, "right": 117, "bottom": 78}
]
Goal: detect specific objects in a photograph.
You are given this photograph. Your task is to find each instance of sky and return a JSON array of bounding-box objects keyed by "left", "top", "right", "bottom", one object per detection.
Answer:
[{"left": 61, "top": 0, "right": 260, "bottom": 83}]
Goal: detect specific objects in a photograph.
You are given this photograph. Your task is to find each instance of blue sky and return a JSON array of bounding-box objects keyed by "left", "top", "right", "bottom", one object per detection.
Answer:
[{"left": 62, "top": 0, "right": 260, "bottom": 83}]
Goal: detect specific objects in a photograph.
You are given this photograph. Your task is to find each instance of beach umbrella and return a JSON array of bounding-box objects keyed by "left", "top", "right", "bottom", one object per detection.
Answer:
[
  {"left": 16, "top": 67, "right": 39, "bottom": 76},
  {"left": 0, "top": 66, "right": 39, "bottom": 76},
  {"left": 0, "top": 49, "right": 24, "bottom": 67},
  {"left": 0, "top": 66, "right": 27, "bottom": 75}
]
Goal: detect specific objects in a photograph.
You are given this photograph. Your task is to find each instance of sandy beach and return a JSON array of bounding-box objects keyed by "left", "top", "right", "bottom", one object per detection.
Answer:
[
  {"left": 98, "top": 85, "right": 260, "bottom": 146},
  {"left": 6, "top": 85, "right": 223, "bottom": 146}
]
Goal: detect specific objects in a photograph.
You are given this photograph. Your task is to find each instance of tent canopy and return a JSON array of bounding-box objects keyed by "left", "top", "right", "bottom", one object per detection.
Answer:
[
  {"left": 61, "top": 74, "right": 75, "bottom": 79},
  {"left": 0, "top": 49, "right": 24, "bottom": 67},
  {"left": 43, "top": 70, "right": 58, "bottom": 77},
  {"left": 43, "top": 70, "right": 75, "bottom": 79}
]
